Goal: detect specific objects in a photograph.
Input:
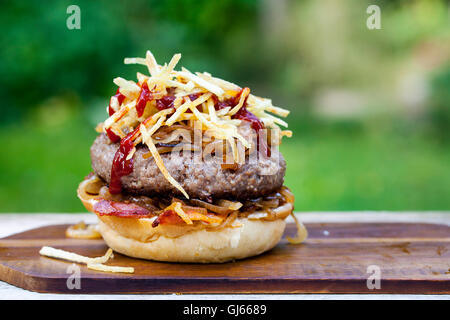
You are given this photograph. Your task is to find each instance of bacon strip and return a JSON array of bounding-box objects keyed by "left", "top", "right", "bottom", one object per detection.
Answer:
[
  {"left": 93, "top": 199, "right": 154, "bottom": 218},
  {"left": 93, "top": 197, "right": 224, "bottom": 226},
  {"left": 152, "top": 210, "right": 183, "bottom": 227}
]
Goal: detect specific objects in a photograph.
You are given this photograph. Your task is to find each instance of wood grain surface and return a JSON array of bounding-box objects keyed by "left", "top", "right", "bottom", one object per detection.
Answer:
[{"left": 0, "top": 222, "right": 449, "bottom": 294}]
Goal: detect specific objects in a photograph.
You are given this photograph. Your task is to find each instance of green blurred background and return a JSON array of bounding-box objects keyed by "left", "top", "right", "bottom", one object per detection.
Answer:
[{"left": 0, "top": 0, "right": 449, "bottom": 213}]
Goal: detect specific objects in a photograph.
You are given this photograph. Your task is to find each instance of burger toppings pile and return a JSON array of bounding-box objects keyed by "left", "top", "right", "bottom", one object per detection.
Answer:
[
  {"left": 77, "top": 50, "right": 306, "bottom": 242},
  {"left": 40, "top": 51, "right": 307, "bottom": 272},
  {"left": 98, "top": 50, "right": 292, "bottom": 198}
]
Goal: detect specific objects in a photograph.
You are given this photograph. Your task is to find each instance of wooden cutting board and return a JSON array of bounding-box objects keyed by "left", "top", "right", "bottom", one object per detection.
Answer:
[{"left": 0, "top": 222, "right": 449, "bottom": 294}]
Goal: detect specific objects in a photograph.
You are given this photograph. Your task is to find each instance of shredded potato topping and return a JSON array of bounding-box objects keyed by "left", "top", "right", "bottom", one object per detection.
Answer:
[
  {"left": 39, "top": 246, "right": 134, "bottom": 274},
  {"left": 101, "top": 50, "right": 292, "bottom": 197}
]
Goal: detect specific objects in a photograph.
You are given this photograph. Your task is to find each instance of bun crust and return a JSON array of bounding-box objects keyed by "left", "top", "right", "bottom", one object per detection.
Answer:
[
  {"left": 78, "top": 177, "right": 293, "bottom": 263},
  {"left": 97, "top": 215, "right": 286, "bottom": 263}
]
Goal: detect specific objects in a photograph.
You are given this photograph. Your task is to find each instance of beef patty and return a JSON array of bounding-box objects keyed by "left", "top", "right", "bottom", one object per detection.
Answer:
[{"left": 91, "top": 134, "right": 286, "bottom": 200}]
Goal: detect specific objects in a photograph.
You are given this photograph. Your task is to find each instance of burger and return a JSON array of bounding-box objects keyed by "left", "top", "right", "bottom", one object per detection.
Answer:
[{"left": 77, "top": 50, "right": 307, "bottom": 263}]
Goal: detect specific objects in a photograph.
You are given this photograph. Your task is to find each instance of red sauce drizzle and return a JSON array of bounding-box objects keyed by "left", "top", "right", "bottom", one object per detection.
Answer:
[
  {"left": 233, "top": 107, "right": 263, "bottom": 131},
  {"left": 156, "top": 95, "right": 176, "bottom": 110},
  {"left": 234, "top": 106, "right": 270, "bottom": 157},
  {"left": 136, "top": 82, "right": 153, "bottom": 117},
  {"left": 184, "top": 93, "right": 202, "bottom": 113},
  {"left": 108, "top": 89, "right": 126, "bottom": 116},
  {"left": 213, "top": 89, "right": 269, "bottom": 156},
  {"left": 188, "top": 93, "right": 201, "bottom": 101},
  {"left": 106, "top": 89, "right": 126, "bottom": 143},
  {"left": 109, "top": 129, "right": 138, "bottom": 194},
  {"left": 105, "top": 128, "right": 121, "bottom": 143}
]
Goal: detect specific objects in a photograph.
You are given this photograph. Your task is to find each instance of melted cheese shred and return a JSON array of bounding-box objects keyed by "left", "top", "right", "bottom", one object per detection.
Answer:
[{"left": 102, "top": 50, "right": 292, "bottom": 198}]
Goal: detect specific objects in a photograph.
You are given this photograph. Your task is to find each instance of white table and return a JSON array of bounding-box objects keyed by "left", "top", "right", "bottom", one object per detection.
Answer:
[{"left": 0, "top": 212, "right": 449, "bottom": 300}]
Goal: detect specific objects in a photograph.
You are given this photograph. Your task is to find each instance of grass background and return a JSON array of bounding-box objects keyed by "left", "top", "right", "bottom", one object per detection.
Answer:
[{"left": 0, "top": 0, "right": 449, "bottom": 213}]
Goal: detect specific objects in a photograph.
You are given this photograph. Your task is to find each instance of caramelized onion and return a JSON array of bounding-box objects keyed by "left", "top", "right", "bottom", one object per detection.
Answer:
[
  {"left": 78, "top": 174, "right": 293, "bottom": 229},
  {"left": 280, "top": 186, "right": 295, "bottom": 204},
  {"left": 77, "top": 175, "right": 102, "bottom": 203},
  {"left": 190, "top": 199, "right": 242, "bottom": 215},
  {"left": 207, "top": 211, "right": 238, "bottom": 231},
  {"left": 66, "top": 221, "right": 102, "bottom": 239},
  {"left": 180, "top": 205, "right": 208, "bottom": 216},
  {"left": 259, "top": 198, "right": 280, "bottom": 208},
  {"left": 217, "top": 199, "right": 243, "bottom": 211},
  {"left": 287, "top": 212, "right": 308, "bottom": 244}
]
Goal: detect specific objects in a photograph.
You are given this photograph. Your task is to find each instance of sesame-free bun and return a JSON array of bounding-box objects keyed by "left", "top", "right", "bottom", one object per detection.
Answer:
[
  {"left": 78, "top": 177, "right": 293, "bottom": 263},
  {"left": 96, "top": 214, "right": 287, "bottom": 263}
]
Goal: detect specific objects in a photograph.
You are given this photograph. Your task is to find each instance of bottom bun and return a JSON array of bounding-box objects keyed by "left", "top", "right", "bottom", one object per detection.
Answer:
[{"left": 98, "top": 216, "right": 286, "bottom": 263}]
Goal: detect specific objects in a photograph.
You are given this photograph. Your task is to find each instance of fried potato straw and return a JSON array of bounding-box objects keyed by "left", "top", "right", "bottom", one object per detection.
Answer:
[
  {"left": 102, "top": 50, "right": 292, "bottom": 198},
  {"left": 39, "top": 246, "right": 135, "bottom": 273}
]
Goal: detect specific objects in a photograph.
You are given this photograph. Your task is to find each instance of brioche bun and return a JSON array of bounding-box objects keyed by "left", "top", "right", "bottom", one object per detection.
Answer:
[
  {"left": 78, "top": 176, "right": 293, "bottom": 263},
  {"left": 97, "top": 214, "right": 287, "bottom": 263}
]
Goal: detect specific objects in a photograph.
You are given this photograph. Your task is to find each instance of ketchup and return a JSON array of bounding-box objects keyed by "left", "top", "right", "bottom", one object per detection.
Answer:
[
  {"left": 108, "top": 89, "right": 125, "bottom": 116},
  {"left": 188, "top": 93, "right": 201, "bottom": 101},
  {"left": 184, "top": 93, "right": 202, "bottom": 113},
  {"left": 109, "top": 129, "right": 137, "bottom": 194},
  {"left": 105, "top": 128, "right": 121, "bottom": 143},
  {"left": 156, "top": 95, "right": 176, "bottom": 110},
  {"left": 214, "top": 89, "right": 269, "bottom": 156},
  {"left": 136, "top": 82, "right": 153, "bottom": 117},
  {"left": 106, "top": 89, "right": 126, "bottom": 143},
  {"left": 234, "top": 106, "right": 270, "bottom": 157}
]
